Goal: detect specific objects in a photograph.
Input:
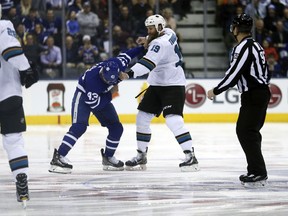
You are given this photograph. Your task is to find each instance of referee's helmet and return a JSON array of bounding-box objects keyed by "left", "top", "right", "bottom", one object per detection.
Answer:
[{"left": 230, "top": 13, "right": 253, "bottom": 33}]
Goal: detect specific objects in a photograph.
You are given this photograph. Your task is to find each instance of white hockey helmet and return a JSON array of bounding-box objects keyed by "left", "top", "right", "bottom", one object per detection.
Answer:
[{"left": 145, "top": 14, "right": 166, "bottom": 33}]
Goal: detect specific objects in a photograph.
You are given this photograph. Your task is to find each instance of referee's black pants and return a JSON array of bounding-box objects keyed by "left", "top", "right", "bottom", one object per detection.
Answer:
[{"left": 236, "top": 87, "right": 271, "bottom": 176}]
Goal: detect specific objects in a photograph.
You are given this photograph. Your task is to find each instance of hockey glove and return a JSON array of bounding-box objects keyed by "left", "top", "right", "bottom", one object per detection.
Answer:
[
  {"left": 19, "top": 64, "right": 39, "bottom": 88},
  {"left": 126, "top": 69, "right": 134, "bottom": 79}
]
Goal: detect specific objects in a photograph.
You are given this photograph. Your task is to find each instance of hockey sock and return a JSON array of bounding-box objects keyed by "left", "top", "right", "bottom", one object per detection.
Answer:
[
  {"left": 105, "top": 122, "right": 123, "bottom": 157},
  {"left": 58, "top": 123, "right": 87, "bottom": 156},
  {"left": 136, "top": 111, "right": 153, "bottom": 152},
  {"left": 165, "top": 115, "right": 193, "bottom": 151}
]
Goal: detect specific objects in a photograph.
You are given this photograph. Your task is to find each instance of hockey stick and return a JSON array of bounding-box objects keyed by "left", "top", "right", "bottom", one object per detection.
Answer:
[{"left": 135, "top": 88, "right": 147, "bottom": 98}]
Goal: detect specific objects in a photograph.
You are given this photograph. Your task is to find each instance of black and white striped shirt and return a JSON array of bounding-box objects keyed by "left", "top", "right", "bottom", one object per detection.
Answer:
[{"left": 213, "top": 36, "right": 271, "bottom": 95}]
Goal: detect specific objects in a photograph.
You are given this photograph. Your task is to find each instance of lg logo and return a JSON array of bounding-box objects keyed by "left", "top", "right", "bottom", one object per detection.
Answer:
[
  {"left": 269, "top": 83, "right": 282, "bottom": 108},
  {"left": 185, "top": 83, "right": 283, "bottom": 109},
  {"left": 185, "top": 83, "right": 206, "bottom": 108}
]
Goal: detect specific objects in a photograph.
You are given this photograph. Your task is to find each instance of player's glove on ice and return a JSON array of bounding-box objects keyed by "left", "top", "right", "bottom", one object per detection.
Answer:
[{"left": 19, "top": 63, "right": 39, "bottom": 88}]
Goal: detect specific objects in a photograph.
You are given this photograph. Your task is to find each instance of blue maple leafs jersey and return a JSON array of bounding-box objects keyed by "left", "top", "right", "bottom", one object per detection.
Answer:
[{"left": 77, "top": 46, "right": 144, "bottom": 110}]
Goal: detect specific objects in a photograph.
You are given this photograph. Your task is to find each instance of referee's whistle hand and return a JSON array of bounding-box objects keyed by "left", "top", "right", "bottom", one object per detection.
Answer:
[{"left": 207, "top": 89, "right": 215, "bottom": 100}]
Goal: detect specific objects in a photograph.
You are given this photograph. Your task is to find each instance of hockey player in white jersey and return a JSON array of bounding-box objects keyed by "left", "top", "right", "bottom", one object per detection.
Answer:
[
  {"left": 0, "top": 14, "right": 39, "bottom": 207},
  {"left": 124, "top": 14, "right": 199, "bottom": 172}
]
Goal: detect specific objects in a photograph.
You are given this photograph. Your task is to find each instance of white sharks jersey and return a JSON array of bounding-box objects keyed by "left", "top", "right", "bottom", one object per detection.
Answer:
[
  {"left": 0, "top": 20, "right": 30, "bottom": 101},
  {"left": 131, "top": 28, "right": 186, "bottom": 86}
]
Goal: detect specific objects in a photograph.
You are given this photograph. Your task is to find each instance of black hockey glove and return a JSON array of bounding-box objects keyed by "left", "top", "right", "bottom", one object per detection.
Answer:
[
  {"left": 126, "top": 69, "right": 134, "bottom": 79},
  {"left": 19, "top": 63, "right": 39, "bottom": 88}
]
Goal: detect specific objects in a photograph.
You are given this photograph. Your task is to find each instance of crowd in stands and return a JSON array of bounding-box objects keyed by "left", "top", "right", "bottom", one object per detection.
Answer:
[
  {"left": 216, "top": 0, "right": 288, "bottom": 78},
  {"left": 0, "top": 0, "right": 190, "bottom": 79}
]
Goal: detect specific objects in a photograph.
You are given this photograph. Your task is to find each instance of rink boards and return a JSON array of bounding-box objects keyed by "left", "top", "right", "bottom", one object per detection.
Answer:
[{"left": 22, "top": 79, "right": 288, "bottom": 124}]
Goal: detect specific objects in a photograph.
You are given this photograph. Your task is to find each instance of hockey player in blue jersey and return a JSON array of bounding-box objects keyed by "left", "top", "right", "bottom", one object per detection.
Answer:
[{"left": 49, "top": 46, "right": 144, "bottom": 173}]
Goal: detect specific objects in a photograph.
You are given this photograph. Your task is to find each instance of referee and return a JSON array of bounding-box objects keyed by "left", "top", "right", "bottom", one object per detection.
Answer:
[{"left": 207, "top": 13, "right": 271, "bottom": 187}]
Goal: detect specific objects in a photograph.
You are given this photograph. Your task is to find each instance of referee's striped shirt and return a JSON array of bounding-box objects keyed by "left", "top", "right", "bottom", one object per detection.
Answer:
[{"left": 213, "top": 36, "right": 271, "bottom": 95}]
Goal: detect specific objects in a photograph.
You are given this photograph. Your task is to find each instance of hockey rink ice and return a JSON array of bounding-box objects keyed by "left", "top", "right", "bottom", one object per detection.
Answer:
[{"left": 0, "top": 123, "right": 287, "bottom": 215}]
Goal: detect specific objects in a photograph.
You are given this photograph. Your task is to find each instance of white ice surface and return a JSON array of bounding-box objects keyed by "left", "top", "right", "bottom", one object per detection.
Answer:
[{"left": 0, "top": 123, "right": 287, "bottom": 216}]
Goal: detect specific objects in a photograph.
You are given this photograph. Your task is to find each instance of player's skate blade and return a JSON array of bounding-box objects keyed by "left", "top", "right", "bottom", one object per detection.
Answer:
[
  {"left": 103, "top": 165, "right": 124, "bottom": 171},
  {"left": 180, "top": 164, "right": 200, "bottom": 172},
  {"left": 21, "top": 199, "right": 27, "bottom": 209},
  {"left": 49, "top": 165, "right": 72, "bottom": 174},
  {"left": 125, "top": 164, "right": 147, "bottom": 171}
]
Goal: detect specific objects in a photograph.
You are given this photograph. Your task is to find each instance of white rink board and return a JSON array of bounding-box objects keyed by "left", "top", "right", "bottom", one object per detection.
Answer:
[{"left": 22, "top": 79, "right": 288, "bottom": 116}]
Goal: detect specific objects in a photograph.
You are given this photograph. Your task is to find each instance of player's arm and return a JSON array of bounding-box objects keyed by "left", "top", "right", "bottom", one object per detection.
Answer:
[{"left": 0, "top": 21, "right": 39, "bottom": 88}]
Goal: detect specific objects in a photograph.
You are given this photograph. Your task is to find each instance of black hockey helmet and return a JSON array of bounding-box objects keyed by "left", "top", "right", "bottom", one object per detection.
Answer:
[{"left": 230, "top": 13, "right": 253, "bottom": 33}]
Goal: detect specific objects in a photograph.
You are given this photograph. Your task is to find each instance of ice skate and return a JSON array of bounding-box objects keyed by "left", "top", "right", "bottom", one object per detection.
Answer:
[
  {"left": 240, "top": 174, "right": 268, "bottom": 188},
  {"left": 49, "top": 149, "right": 73, "bottom": 174},
  {"left": 16, "top": 173, "right": 29, "bottom": 209},
  {"left": 179, "top": 148, "right": 200, "bottom": 172},
  {"left": 125, "top": 148, "right": 147, "bottom": 171},
  {"left": 101, "top": 149, "right": 124, "bottom": 171}
]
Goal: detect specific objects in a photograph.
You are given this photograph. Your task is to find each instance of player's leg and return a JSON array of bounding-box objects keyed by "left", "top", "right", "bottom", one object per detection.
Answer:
[
  {"left": 125, "top": 110, "right": 154, "bottom": 170},
  {"left": 49, "top": 90, "right": 89, "bottom": 174},
  {"left": 125, "top": 87, "right": 160, "bottom": 171},
  {"left": 162, "top": 86, "right": 199, "bottom": 172},
  {"left": 93, "top": 102, "right": 124, "bottom": 171},
  {"left": 0, "top": 96, "right": 29, "bottom": 205}
]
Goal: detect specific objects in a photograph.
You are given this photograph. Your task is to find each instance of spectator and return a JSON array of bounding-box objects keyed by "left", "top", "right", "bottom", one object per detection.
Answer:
[
  {"left": 244, "top": 0, "right": 270, "bottom": 19},
  {"left": 264, "top": 4, "right": 280, "bottom": 33},
  {"left": 114, "top": 5, "right": 136, "bottom": 37},
  {"left": 162, "top": 7, "right": 177, "bottom": 32},
  {"left": 77, "top": 1, "right": 100, "bottom": 45},
  {"left": 65, "top": 35, "right": 81, "bottom": 78},
  {"left": 42, "top": 9, "right": 62, "bottom": 47},
  {"left": 158, "top": 0, "right": 172, "bottom": 13},
  {"left": 267, "top": 54, "right": 284, "bottom": 77},
  {"left": 17, "top": 0, "right": 32, "bottom": 16},
  {"left": 263, "top": 38, "right": 279, "bottom": 62},
  {"left": 67, "top": 0, "right": 83, "bottom": 14},
  {"left": 271, "top": 20, "right": 288, "bottom": 50},
  {"left": 254, "top": 18, "right": 270, "bottom": 46},
  {"left": 171, "top": 0, "right": 191, "bottom": 21},
  {"left": 21, "top": 8, "right": 43, "bottom": 33},
  {"left": 31, "top": 0, "right": 46, "bottom": 17},
  {"left": 2, "top": 6, "right": 21, "bottom": 28},
  {"left": 135, "top": 8, "right": 153, "bottom": 37},
  {"left": 217, "top": 0, "right": 239, "bottom": 36},
  {"left": 40, "top": 35, "right": 62, "bottom": 79},
  {"left": 0, "top": 0, "right": 14, "bottom": 18},
  {"left": 65, "top": 35, "right": 79, "bottom": 69},
  {"left": 131, "top": 0, "right": 152, "bottom": 21},
  {"left": 90, "top": 0, "right": 108, "bottom": 20},
  {"left": 283, "top": 7, "right": 288, "bottom": 33},
  {"left": 15, "top": 23, "right": 28, "bottom": 46},
  {"left": 112, "top": 25, "right": 130, "bottom": 51},
  {"left": 32, "top": 23, "right": 50, "bottom": 45},
  {"left": 269, "top": 0, "right": 285, "bottom": 18},
  {"left": 66, "top": 10, "right": 80, "bottom": 41},
  {"left": 77, "top": 35, "right": 99, "bottom": 70},
  {"left": 278, "top": 43, "right": 288, "bottom": 75},
  {"left": 23, "top": 33, "right": 45, "bottom": 67},
  {"left": 46, "top": 0, "right": 63, "bottom": 10}
]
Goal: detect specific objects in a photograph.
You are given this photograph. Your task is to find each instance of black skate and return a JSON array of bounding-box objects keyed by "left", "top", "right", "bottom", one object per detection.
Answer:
[
  {"left": 240, "top": 174, "right": 268, "bottom": 188},
  {"left": 49, "top": 149, "right": 73, "bottom": 174},
  {"left": 101, "top": 149, "right": 124, "bottom": 171},
  {"left": 179, "top": 148, "right": 200, "bottom": 172},
  {"left": 16, "top": 173, "right": 29, "bottom": 208},
  {"left": 125, "top": 148, "right": 147, "bottom": 171}
]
